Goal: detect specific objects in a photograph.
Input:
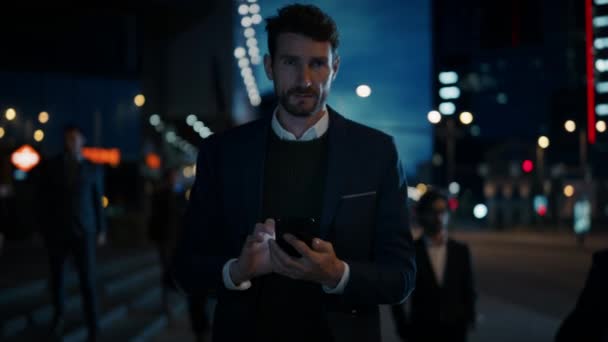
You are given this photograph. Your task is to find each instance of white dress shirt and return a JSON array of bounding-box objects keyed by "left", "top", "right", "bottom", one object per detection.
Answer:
[
  {"left": 222, "top": 108, "right": 350, "bottom": 294},
  {"left": 424, "top": 236, "right": 448, "bottom": 287},
  {"left": 271, "top": 107, "right": 329, "bottom": 140}
]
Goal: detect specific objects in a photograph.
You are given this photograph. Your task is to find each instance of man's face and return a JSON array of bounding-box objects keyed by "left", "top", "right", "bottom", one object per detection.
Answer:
[
  {"left": 264, "top": 32, "right": 340, "bottom": 117},
  {"left": 420, "top": 198, "right": 449, "bottom": 236},
  {"left": 65, "top": 130, "right": 85, "bottom": 156}
]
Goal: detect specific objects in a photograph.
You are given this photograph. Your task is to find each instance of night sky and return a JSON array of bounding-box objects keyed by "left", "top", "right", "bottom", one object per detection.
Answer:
[{"left": 245, "top": 0, "right": 433, "bottom": 176}]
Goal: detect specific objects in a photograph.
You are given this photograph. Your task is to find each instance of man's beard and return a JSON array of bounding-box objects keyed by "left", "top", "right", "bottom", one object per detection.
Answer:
[{"left": 278, "top": 86, "right": 321, "bottom": 117}]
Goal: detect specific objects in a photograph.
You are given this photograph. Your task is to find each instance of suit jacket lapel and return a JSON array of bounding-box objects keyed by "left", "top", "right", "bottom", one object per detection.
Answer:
[
  {"left": 320, "top": 109, "right": 349, "bottom": 239},
  {"left": 418, "top": 240, "right": 441, "bottom": 289},
  {"left": 244, "top": 116, "right": 271, "bottom": 229},
  {"left": 443, "top": 240, "right": 454, "bottom": 289}
]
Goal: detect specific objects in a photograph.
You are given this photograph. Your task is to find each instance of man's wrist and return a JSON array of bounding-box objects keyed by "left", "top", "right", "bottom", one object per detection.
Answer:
[
  {"left": 324, "top": 259, "right": 346, "bottom": 287},
  {"left": 229, "top": 259, "right": 248, "bottom": 285},
  {"left": 223, "top": 259, "right": 252, "bottom": 291},
  {"left": 322, "top": 261, "right": 350, "bottom": 294}
]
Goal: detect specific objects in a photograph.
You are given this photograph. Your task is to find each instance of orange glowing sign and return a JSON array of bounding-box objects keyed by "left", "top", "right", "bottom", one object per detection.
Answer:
[
  {"left": 82, "top": 147, "right": 120, "bottom": 167},
  {"left": 11, "top": 145, "right": 41, "bottom": 172},
  {"left": 146, "top": 153, "right": 161, "bottom": 170}
]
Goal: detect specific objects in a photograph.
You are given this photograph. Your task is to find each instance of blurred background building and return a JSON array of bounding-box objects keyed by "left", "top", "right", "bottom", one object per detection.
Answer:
[{"left": 426, "top": 0, "right": 608, "bottom": 229}]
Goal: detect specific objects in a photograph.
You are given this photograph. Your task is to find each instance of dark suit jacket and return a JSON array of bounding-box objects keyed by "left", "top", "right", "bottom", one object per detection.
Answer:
[
  {"left": 556, "top": 249, "right": 608, "bottom": 342},
  {"left": 39, "top": 153, "right": 106, "bottom": 239},
  {"left": 172, "top": 108, "right": 416, "bottom": 342},
  {"left": 148, "top": 186, "right": 183, "bottom": 246},
  {"left": 396, "top": 238, "right": 476, "bottom": 340}
]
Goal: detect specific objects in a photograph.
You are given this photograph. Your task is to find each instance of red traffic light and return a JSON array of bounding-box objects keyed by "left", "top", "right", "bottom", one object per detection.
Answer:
[
  {"left": 448, "top": 197, "right": 459, "bottom": 212},
  {"left": 536, "top": 204, "right": 547, "bottom": 217},
  {"left": 522, "top": 160, "right": 534, "bottom": 173}
]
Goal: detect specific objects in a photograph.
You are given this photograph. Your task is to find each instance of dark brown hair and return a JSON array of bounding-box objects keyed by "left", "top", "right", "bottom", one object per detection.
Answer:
[
  {"left": 265, "top": 4, "right": 340, "bottom": 59},
  {"left": 416, "top": 188, "right": 448, "bottom": 216}
]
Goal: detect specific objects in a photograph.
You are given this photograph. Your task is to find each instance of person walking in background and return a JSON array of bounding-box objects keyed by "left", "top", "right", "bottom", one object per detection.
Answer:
[
  {"left": 392, "top": 188, "right": 476, "bottom": 342},
  {"left": 148, "top": 168, "right": 209, "bottom": 342},
  {"left": 38, "top": 125, "right": 106, "bottom": 341},
  {"left": 555, "top": 249, "right": 608, "bottom": 342}
]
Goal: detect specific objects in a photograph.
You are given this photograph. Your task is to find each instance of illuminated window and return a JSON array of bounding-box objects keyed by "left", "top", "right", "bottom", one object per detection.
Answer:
[
  {"left": 439, "top": 102, "right": 456, "bottom": 115},
  {"left": 438, "top": 71, "right": 458, "bottom": 84}
]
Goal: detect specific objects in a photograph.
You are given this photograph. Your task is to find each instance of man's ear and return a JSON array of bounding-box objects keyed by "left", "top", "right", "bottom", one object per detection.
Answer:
[
  {"left": 331, "top": 54, "right": 340, "bottom": 81},
  {"left": 264, "top": 54, "right": 274, "bottom": 80}
]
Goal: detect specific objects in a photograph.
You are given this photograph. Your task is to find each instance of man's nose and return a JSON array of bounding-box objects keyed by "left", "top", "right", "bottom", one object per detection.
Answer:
[{"left": 297, "top": 65, "right": 312, "bottom": 87}]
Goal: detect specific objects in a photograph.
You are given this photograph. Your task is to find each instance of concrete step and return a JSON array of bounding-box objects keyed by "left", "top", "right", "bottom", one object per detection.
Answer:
[
  {"left": 4, "top": 304, "right": 128, "bottom": 342},
  {"left": 2, "top": 263, "right": 160, "bottom": 339},
  {"left": 0, "top": 251, "right": 157, "bottom": 307}
]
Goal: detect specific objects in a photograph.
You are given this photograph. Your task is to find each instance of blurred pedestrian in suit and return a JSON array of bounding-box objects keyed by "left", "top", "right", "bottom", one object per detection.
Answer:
[
  {"left": 555, "top": 249, "right": 608, "bottom": 342},
  {"left": 148, "top": 168, "right": 209, "bottom": 341},
  {"left": 38, "top": 125, "right": 106, "bottom": 341},
  {"left": 392, "top": 188, "right": 476, "bottom": 342}
]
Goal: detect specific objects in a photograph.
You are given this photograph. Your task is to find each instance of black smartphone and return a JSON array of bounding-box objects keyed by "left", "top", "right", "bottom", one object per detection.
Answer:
[{"left": 274, "top": 218, "right": 317, "bottom": 257}]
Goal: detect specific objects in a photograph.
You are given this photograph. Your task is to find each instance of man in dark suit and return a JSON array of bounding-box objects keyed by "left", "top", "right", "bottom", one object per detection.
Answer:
[
  {"left": 555, "top": 249, "right": 608, "bottom": 342},
  {"left": 172, "top": 4, "right": 416, "bottom": 342},
  {"left": 392, "top": 189, "right": 476, "bottom": 342},
  {"left": 39, "top": 125, "right": 106, "bottom": 340}
]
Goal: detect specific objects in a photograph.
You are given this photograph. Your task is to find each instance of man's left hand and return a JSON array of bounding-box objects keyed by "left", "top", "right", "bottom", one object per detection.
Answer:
[{"left": 269, "top": 235, "right": 345, "bottom": 288}]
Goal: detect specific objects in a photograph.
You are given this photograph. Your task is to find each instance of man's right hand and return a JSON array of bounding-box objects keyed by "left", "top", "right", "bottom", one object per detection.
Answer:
[{"left": 230, "top": 218, "right": 275, "bottom": 285}]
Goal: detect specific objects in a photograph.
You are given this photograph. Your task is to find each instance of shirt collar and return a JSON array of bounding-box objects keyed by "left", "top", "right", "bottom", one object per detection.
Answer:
[
  {"left": 423, "top": 234, "right": 448, "bottom": 248},
  {"left": 271, "top": 107, "right": 329, "bottom": 141}
]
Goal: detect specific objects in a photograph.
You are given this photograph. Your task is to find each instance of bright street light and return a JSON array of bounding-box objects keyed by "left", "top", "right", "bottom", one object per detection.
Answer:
[
  {"left": 149, "top": 114, "right": 160, "bottom": 126},
  {"left": 538, "top": 136, "right": 550, "bottom": 149},
  {"left": 449, "top": 182, "right": 461, "bottom": 195},
  {"left": 473, "top": 204, "right": 488, "bottom": 219},
  {"left": 427, "top": 110, "right": 441, "bottom": 124},
  {"left": 563, "top": 185, "right": 575, "bottom": 198},
  {"left": 459, "top": 112, "right": 473, "bottom": 125},
  {"left": 134, "top": 94, "right": 146, "bottom": 107},
  {"left": 33, "top": 129, "right": 44, "bottom": 142},
  {"left": 39, "top": 111, "right": 49, "bottom": 124},
  {"left": 597, "top": 120, "right": 607, "bottom": 133},
  {"left": 564, "top": 120, "right": 576, "bottom": 132},
  {"left": 356, "top": 85, "right": 372, "bottom": 98},
  {"left": 5, "top": 108, "right": 16, "bottom": 121}
]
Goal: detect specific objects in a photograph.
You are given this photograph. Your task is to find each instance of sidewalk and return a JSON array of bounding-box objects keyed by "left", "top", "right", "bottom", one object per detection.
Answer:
[
  {"left": 450, "top": 227, "right": 608, "bottom": 252},
  {"left": 470, "top": 294, "right": 560, "bottom": 342}
]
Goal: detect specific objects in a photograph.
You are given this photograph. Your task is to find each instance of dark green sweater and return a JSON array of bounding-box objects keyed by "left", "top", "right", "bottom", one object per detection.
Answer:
[{"left": 254, "top": 130, "right": 333, "bottom": 342}]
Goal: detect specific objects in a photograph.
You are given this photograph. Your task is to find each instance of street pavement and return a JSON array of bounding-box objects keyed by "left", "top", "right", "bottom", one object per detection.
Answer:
[
  {"left": 2, "top": 228, "right": 606, "bottom": 341},
  {"left": 453, "top": 229, "right": 607, "bottom": 342}
]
